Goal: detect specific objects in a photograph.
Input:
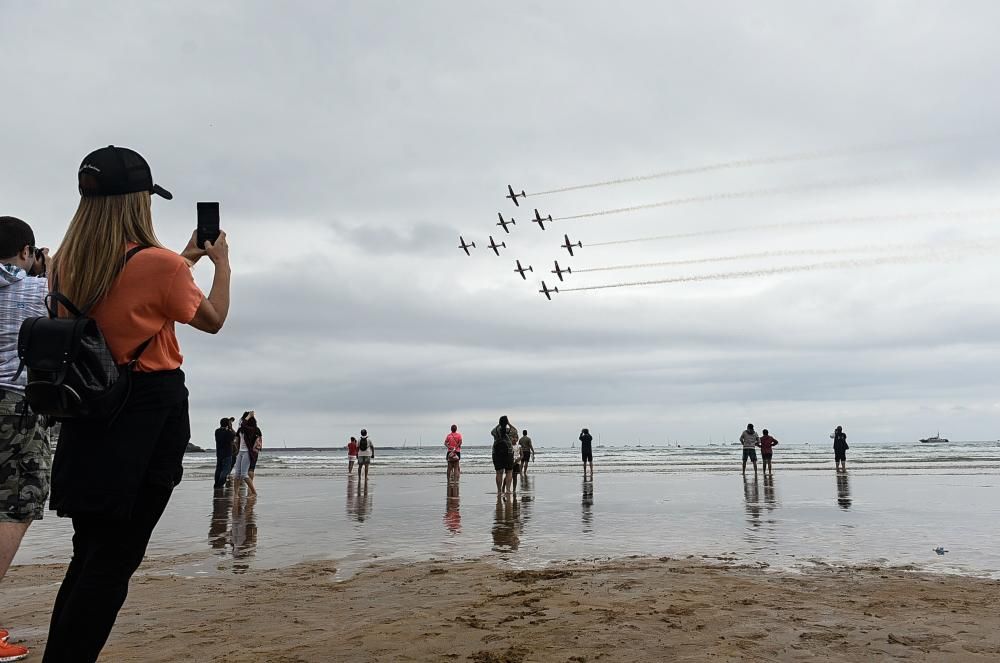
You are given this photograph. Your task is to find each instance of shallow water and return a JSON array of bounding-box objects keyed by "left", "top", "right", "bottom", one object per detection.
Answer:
[{"left": 15, "top": 469, "right": 1000, "bottom": 580}]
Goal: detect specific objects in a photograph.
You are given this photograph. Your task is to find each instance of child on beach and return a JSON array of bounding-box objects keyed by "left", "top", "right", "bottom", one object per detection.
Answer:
[
  {"left": 347, "top": 437, "right": 358, "bottom": 474},
  {"left": 758, "top": 429, "right": 778, "bottom": 474},
  {"left": 445, "top": 425, "right": 462, "bottom": 482}
]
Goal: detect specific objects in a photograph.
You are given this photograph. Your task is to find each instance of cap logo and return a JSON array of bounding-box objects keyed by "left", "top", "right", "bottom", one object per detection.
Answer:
[{"left": 79, "top": 163, "right": 102, "bottom": 174}]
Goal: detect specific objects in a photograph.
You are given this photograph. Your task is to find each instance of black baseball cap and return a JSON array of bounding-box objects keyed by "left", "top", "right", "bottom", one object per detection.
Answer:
[{"left": 78, "top": 145, "right": 172, "bottom": 200}]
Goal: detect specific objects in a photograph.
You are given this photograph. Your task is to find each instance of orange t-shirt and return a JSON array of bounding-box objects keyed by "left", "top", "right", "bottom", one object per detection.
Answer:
[{"left": 89, "top": 245, "right": 205, "bottom": 372}]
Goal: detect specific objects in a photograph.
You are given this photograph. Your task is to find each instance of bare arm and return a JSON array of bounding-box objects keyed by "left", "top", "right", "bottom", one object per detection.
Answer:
[{"left": 185, "top": 231, "right": 231, "bottom": 334}]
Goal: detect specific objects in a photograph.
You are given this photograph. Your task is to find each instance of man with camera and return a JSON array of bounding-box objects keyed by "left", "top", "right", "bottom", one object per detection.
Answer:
[{"left": 0, "top": 215, "right": 51, "bottom": 660}]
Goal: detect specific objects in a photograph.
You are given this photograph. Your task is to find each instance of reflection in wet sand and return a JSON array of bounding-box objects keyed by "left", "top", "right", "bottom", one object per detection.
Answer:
[
  {"left": 348, "top": 479, "right": 373, "bottom": 522},
  {"left": 836, "top": 472, "right": 852, "bottom": 510},
  {"left": 762, "top": 474, "right": 778, "bottom": 513},
  {"left": 581, "top": 479, "right": 594, "bottom": 533},
  {"left": 444, "top": 481, "right": 461, "bottom": 534},
  {"left": 209, "top": 487, "right": 232, "bottom": 550},
  {"left": 232, "top": 495, "right": 258, "bottom": 562},
  {"left": 491, "top": 496, "right": 521, "bottom": 551},
  {"left": 743, "top": 476, "right": 761, "bottom": 528}
]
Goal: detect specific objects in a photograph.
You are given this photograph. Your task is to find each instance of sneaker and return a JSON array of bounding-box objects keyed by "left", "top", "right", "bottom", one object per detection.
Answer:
[{"left": 0, "top": 639, "right": 29, "bottom": 662}]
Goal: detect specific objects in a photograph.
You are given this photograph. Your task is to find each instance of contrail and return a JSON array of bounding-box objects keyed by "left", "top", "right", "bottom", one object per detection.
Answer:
[
  {"left": 552, "top": 177, "right": 882, "bottom": 222},
  {"left": 528, "top": 136, "right": 953, "bottom": 197},
  {"left": 584, "top": 208, "right": 1000, "bottom": 247},
  {"left": 559, "top": 250, "right": 986, "bottom": 293},
  {"left": 573, "top": 238, "right": 995, "bottom": 273}
]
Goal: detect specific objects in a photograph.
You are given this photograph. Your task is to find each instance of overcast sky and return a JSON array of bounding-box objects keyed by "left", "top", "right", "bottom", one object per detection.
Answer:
[{"left": 3, "top": 1, "right": 1000, "bottom": 447}]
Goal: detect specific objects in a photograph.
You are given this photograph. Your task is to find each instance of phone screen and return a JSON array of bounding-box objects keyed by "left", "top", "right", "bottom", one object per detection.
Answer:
[{"left": 196, "top": 202, "right": 220, "bottom": 249}]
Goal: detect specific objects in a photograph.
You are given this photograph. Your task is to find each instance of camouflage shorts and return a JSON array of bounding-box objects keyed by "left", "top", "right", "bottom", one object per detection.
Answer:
[{"left": 0, "top": 390, "right": 51, "bottom": 522}]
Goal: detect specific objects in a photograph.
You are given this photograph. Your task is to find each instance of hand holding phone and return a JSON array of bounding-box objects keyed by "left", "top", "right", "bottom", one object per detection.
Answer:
[{"left": 197, "top": 202, "right": 221, "bottom": 249}]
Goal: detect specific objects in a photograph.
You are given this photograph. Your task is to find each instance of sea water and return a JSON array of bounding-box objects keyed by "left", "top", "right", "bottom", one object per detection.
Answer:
[{"left": 14, "top": 443, "right": 1000, "bottom": 579}]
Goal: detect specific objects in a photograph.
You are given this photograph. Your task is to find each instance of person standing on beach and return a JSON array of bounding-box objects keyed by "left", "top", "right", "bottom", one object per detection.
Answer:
[
  {"left": 445, "top": 425, "right": 463, "bottom": 482},
  {"left": 247, "top": 416, "right": 263, "bottom": 483},
  {"left": 491, "top": 416, "right": 517, "bottom": 494},
  {"left": 234, "top": 413, "right": 260, "bottom": 496},
  {"left": 579, "top": 428, "right": 594, "bottom": 477},
  {"left": 518, "top": 430, "right": 535, "bottom": 476},
  {"left": 758, "top": 428, "right": 778, "bottom": 475},
  {"left": 347, "top": 437, "right": 359, "bottom": 474},
  {"left": 43, "top": 146, "right": 231, "bottom": 662},
  {"left": 740, "top": 423, "right": 760, "bottom": 476},
  {"left": 213, "top": 417, "right": 237, "bottom": 489},
  {"left": 357, "top": 429, "right": 375, "bottom": 481},
  {"left": 0, "top": 216, "right": 51, "bottom": 661},
  {"left": 510, "top": 436, "right": 522, "bottom": 494},
  {"left": 833, "top": 426, "right": 849, "bottom": 472}
]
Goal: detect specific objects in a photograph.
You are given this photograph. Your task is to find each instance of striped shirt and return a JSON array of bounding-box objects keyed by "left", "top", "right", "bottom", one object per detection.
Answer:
[{"left": 0, "top": 264, "right": 48, "bottom": 392}]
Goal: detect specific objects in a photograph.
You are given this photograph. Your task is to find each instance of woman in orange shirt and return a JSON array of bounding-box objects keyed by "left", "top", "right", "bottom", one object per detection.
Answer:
[{"left": 42, "top": 146, "right": 231, "bottom": 662}]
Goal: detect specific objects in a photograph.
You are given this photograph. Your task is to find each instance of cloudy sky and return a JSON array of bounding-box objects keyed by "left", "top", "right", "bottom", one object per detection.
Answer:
[{"left": 3, "top": 1, "right": 1000, "bottom": 447}]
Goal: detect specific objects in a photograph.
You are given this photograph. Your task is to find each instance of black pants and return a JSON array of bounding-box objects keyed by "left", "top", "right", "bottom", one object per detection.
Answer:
[
  {"left": 42, "top": 483, "right": 172, "bottom": 662},
  {"left": 44, "top": 370, "right": 190, "bottom": 662}
]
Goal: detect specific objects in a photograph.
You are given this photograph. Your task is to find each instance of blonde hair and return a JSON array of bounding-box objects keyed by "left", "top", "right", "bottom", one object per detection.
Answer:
[{"left": 50, "top": 192, "right": 164, "bottom": 312}]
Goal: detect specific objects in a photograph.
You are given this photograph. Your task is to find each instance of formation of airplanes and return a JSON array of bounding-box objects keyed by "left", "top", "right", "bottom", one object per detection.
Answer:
[{"left": 455, "top": 185, "right": 586, "bottom": 299}]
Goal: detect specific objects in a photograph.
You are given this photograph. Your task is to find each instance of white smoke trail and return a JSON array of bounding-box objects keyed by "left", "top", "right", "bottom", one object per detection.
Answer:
[
  {"left": 559, "top": 250, "right": 984, "bottom": 293},
  {"left": 584, "top": 208, "right": 1000, "bottom": 247},
  {"left": 529, "top": 136, "right": 954, "bottom": 197},
  {"left": 573, "top": 238, "right": 996, "bottom": 273},
  {"left": 553, "top": 177, "right": 881, "bottom": 222}
]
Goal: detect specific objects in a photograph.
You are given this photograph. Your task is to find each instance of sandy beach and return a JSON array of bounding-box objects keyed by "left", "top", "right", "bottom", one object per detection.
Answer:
[{"left": 3, "top": 555, "right": 999, "bottom": 661}]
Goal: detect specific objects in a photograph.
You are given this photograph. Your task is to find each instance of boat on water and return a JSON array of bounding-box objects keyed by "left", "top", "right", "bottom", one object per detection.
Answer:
[{"left": 920, "top": 433, "right": 950, "bottom": 444}]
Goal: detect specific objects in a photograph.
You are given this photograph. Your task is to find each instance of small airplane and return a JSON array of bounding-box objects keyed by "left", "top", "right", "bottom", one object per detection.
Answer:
[
  {"left": 487, "top": 235, "right": 506, "bottom": 256},
  {"left": 496, "top": 213, "right": 516, "bottom": 233},
  {"left": 506, "top": 184, "right": 526, "bottom": 207},
  {"left": 458, "top": 236, "right": 476, "bottom": 256},
  {"left": 514, "top": 260, "right": 533, "bottom": 280},
  {"left": 532, "top": 208, "right": 552, "bottom": 230},
  {"left": 561, "top": 233, "right": 582, "bottom": 256},
  {"left": 550, "top": 260, "right": 571, "bottom": 281},
  {"left": 539, "top": 280, "right": 559, "bottom": 300}
]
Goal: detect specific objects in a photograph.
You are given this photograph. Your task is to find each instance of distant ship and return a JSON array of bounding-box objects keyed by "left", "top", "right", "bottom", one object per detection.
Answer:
[{"left": 920, "top": 433, "right": 949, "bottom": 444}]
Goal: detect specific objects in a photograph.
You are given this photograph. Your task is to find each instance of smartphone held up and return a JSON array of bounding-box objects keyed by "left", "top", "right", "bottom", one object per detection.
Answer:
[{"left": 197, "top": 202, "right": 221, "bottom": 249}]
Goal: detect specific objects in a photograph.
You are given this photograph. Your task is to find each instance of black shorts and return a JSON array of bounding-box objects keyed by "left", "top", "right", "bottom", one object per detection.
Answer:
[
  {"left": 492, "top": 444, "right": 513, "bottom": 471},
  {"left": 521, "top": 451, "right": 531, "bottom": 464},
  {"left": 835, "top": 450, "right": 847, "bottom": 462},
  {"left": 761, "top": 452, "right": 773, "bottom": 461},
  {"left": 742, "top": 448, "right": 757, "bottom": 462},
  {"left": 581, "top": 447, "right": 593, "bottom": 463}
]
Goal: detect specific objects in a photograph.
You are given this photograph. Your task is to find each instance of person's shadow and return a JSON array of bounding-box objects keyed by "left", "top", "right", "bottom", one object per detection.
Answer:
[
  {"left": 762, "top": 473, "right": 778, "bottom": 513},
  {"left": 491, "top": 496, "right": 520, "bottom": 552},
  {"left": 444, "top": 481, "right": 461, "bottom": 534},
  {"left": 581, "top": 478, "right": 594, "bottom": 533},
  {"left": 836, "top": 472, "right": 852, "bottom": 510}
]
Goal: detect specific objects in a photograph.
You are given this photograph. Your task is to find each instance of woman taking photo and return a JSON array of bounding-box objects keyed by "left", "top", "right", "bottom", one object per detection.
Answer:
[
  {"left": 235, "top": 411, "right": 261, "bottom": 496},
  {"left": 43, "top": 146, "right": 231, "bottom": 662}
]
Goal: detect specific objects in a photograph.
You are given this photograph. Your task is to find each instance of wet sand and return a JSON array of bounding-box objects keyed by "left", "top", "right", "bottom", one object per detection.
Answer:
[{"left": 4, "top": 556, "right": 999, "bottom": 661}]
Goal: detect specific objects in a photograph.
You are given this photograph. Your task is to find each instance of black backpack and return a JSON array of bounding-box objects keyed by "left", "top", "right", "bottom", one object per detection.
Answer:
[
  {"left": 359, "top": 437, "right": 369, "bottom": 451},
  {"left": 16, "top": 246, "right": 152, "bottom": 421}
]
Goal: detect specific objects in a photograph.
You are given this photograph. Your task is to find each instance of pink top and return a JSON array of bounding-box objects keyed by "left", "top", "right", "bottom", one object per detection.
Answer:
[{"left": 445, "top": 432, "right": 463, "bottom": 451}]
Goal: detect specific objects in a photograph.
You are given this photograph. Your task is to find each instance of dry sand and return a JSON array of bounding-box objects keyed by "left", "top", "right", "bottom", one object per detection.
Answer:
[{"left": 3, "top": 556, "right": 999, "bottom": 662}]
